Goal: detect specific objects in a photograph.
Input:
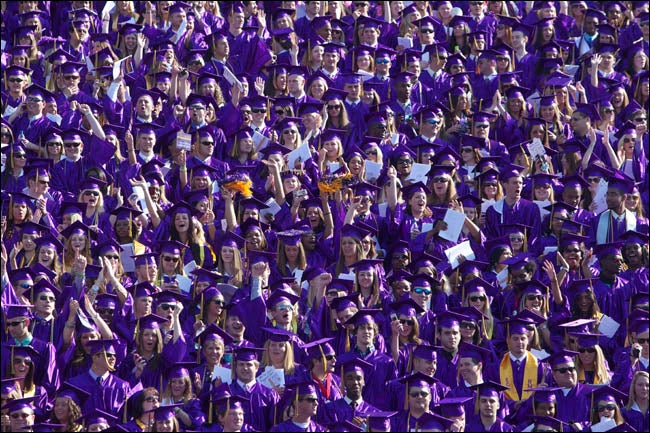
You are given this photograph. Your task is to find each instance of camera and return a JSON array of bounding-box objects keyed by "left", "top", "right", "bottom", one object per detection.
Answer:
[{"left": 632, "top": 347, "right": 641, "bottom": 358}]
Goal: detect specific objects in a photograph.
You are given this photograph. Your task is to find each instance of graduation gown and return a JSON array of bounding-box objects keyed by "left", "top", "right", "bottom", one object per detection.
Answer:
[
  {"left": 465, "top": 417, "right": 514, "bottom": 432},
  {"left": 352, "top": 349, "right": 398, "bottom": 410},
  {"left": 435, "top": 348, "right": 461, "bottom": 388},
  {"left": 230, "top": 380, "right": 281, "bottom": 432},
  {"left": 270, "top": 419, "right": 328, "bottom": 432},
  {"left": 68, "top": 371, "right": 131, "bottom": 416},
  {"left": 484, "top": 198, "right": 542, "bottom": 243},
  {"left": 322, "top": 398, "right": 379, "bottom": 425},
  {"left": 552, "top": 383, "right": 592, "bottom": 431}
]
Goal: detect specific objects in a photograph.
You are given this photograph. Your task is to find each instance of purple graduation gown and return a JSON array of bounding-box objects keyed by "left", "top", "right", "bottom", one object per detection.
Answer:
[
  {"left": 484, "top": 197, "right": 542, "bottom": 243},
  {"left": 322, "top": 398, "right": 379, "bottom": 426},
  {"left": 67, "top": 370, "right": 131, "bottom": 416},
  {"left": 270, "top": 419, "right": 328, "bottom": 432},
  {"left": 230, "top": 380, "right": 281, "bottom": 432},
  {"left": 465, "top": 417, "right": 514, "bottom": 432}
]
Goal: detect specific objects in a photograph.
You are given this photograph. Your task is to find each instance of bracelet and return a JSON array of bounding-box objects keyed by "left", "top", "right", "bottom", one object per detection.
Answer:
[
  {"left": 180, "top": 167, "right": 187, "bottom": 172},
  {"left": 323, "top": 212, "right": 331, "bottom": 216}
]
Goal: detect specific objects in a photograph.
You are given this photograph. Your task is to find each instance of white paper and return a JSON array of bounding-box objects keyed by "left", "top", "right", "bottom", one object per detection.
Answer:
[
  {"left": 527, "top": 138, "right": 546, "bottom": 160},
  {"left": 287, "top": 142, "right": 312, "bottom": 168},
  {"left": 85, "top": 55, "right": 95, "bottom": 73},
  {"left": 481, "top": 199, "right": 495, "bottom": 214},
  {"left": 391, "top": 133, "right": 400, "bottom": 145},
  {"left": 216, "top": 283, "right": 239, "bottom": 304},
  {"left": 530, "top": 348, "right": 551, "bottom": 361},
  {"left": 398, "top": 37, "right": 413, "bottom": 49},
  {"left": 176, "top": 131, "right": 192, "bottom": 151},
  {"left": 222, "top": 66, "right": 244, "bottom": 91},
  {"left": 2, "top": 104, "right": 17, "bottom": 117},
  {"left": 439, "top": 209, "right": 466, "bottom": 242},
  {"left": 183, "top": 260, "right": 197, "bottom": 276},
  {"left": 113, "top": 55, "right": 132, "bottom": 80},
  {"left": 444, "top": 240, "right": 475, "bottom": 270},
  {"left": 327, "top": 161, "right": 340, "bottom": 173},
  {"left": 131, "top": 185, "right": 149, "bottom": 218},
  {"left": 534, "top": 199, "right": 552, "bottom": 220},
  {"left": 364, "top": 161, "right": 382, "bottom": 182},
  {"left": 590, "top": 418, "right": 617, "bottom": 432},
  {"left": 293, "top": 269, "right": 304, "bottom": 285},
  {"left": 211, "top": 365, "right": 233, "bottom": 384},
  {"left": 497, "top": 266, "right": 509, "bottom": 289},
  {"left": 252, "top": 130, "right": 268, "bottom": 151},
  {"left": 378, "top": 202, "right": 388, "bottom": 218},
  {"left": 1, "top": 40, "right": 5, "bottom": 51},
  {"left": 119, "top": 243, "right": 136, "bottom": 272},
  {"left": 102, "top": 1, "right": 116, "bottom": 18},
  {"left": 406, "top": 162, "right": 431, "bottom": 184},
  {"left": 260, "top": 198, "right": 282, "bottom": 221},
  {"left": 175, "top": 18, "right": 187, "bottom": 41},
  {"left": 598, "top": 315, "right": 620, "bottom": 339},
  {"left": 338, "top": 271, "right": 356, "bottom": 281},
  {"left": 421, "top": 222, "right": 433, "bottom": 233},
  {"left": 543, "top": 246, "right": 558, "bottom": 256},
  {"left": 257, "top": 366, "right": 285, "bottom": 389},
  {"left": 176, "top": 275, "right": 192, "bottom": 294},
  {"left": 593, "top": 179, "right": 609, "bottom": 214},
  {"left": 77, "top": 309, "right": 93, "bottom": 329},
  {"left": 220, "top": 218, "right": 228, "bottom": 232}
]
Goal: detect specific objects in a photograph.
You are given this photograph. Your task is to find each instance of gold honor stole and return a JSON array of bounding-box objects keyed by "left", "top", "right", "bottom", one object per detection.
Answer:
[{"left": 500, "top": 351, "right": 539, "bottom": 401}]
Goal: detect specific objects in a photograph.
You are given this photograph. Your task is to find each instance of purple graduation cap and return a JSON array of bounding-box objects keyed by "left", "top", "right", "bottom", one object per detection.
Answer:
[
  {"left": 417, "top": 412, "right": 455, "bottom": 431},
  {"left": 594, "top": 242, "right": 624, "bottom": 260},
  {"left": 366, "top": 411, "right": 398, "bottom": 431},
  {"left": 84, "top": 338, "right": 119, "bottom": 356},
  {"left": 436, "top": 310, "right": 468, "bottom": 331},
  {"left": 60, "top": 220, "right": 97, "bottom": 240},
  {"left": 131, "top": 252, "right": 158, "bottom": 267},
  {"left": 266, "top": 287, "right": 300, "bottom": 309},
  {"left": 0, "top": 396, "right": 37, "bottom": 415},
  {"left": 233, "top": 346, "right": 265, "bottom": 363},
  {"left": 439, "top": 396, "right": 473, "bottom": 419},
  {"left": 57, "top": 381, "right": 91, "bottom": 408},
  {"left": 195, "top": 323, "right": 234, "bottom": 347},
  {"left": 344, "top": 308, "right": 381, "bottom": 327},
  {"left": 389, "top": 298, "right": 425, "bottom": 317},
  {"left": 458, "top": 341, "right": 492, "bottom": 366}
]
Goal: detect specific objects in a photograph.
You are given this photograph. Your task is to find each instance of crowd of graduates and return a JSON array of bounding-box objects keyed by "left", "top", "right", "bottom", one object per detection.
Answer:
[{"left": 0, "top": 0, "right": 649, "bottom": 432}]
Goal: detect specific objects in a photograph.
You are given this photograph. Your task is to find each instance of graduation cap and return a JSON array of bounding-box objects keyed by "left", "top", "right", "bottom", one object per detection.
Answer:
[
  {"left": 344, "top": 308, "right": 381, "bottom": 327},
  {"left": 366, "top": 411, "right": 398, "bottom": 431},
  {"left": 267, "top": 288, "right": 300, "bottom": 308},
  {"left": 60, "top": 220, "right": 97, "bottom": 240},
  {"left": 417, "top": 412, "right": 455, "bottom": 431},
  {"left": 398, "top": 371, "right": 438, "bottom": 390},
  {"left": 530, "top": 415, "right": 568, "bottom": 431},
  {"left": 594, "top": 242, "right": 624, "bottom": 259},
  {"left": 0, "top": 396, "right": 36, "bottom": 414},
  {"left": 436, "top": 310, "right": 468, "bottom": 330},
  {"left": 329, "top": 291, "right": 360, "bottom": 313},
  {"left": 410, "top": 343, "right": 438, "bottom": 362},
  {"left": 400, "top": 181, "right": 432, "bottom": 198},
  {"left": 607, "top": 171, "right": 635, "bottom": 194},
  {"left": 470, "top": 380, "right": 510, "bottom": 400},
  {"left": 131, "top": 252, "right": 158, "bottom": 267},
  {"left": 84, "top": 338, "right": 119, "bottom": 356},
  {"left": 233, "top": 346, "right": 265, "bottom": 362},
  {"left": 590, "top": 384, "right": 628, "bottom": 409},
  {"left": 195, "top": 323, "right": 234, "bottom": 347},
  {"left": 130, "top": 282, "right": 156, "bottom": 299},
  {"left": 389, "top": 298, "right": 425, "bottom": 317}
]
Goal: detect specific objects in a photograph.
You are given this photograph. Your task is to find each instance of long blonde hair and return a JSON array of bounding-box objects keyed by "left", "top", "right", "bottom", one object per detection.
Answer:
[
  {"left": 626, "top": 371, "right": 649, "bottom": 410},
  {"left": 575, "top": 344, "right": 611, "bottom": 385},
  {"left": 260, "top": 339, "right": 296, "bottom": 375}
]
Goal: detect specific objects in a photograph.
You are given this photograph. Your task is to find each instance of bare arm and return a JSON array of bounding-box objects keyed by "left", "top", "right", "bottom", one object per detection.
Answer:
[{"left": 321, "top": 193, "right": 334, "bottom": 240}]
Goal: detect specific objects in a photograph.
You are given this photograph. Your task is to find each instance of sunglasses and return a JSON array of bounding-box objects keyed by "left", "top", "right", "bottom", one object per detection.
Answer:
[
  {"left": 564, "top": 248, "right": 580, "bottom": 253},
  {"left": 420, "top": 28, "right": 435, "bottom": 34},
  {"left": 47, "top": 141, "right": 63, "bottom": 147},
  {"left": 621, "top": 137, "right": 635, "bottom": 143},
  {"left": 578, "top": 347, "right": 596, "bottom": 353},
  {"left": 469, "top": 295, "right": 486, "bottom": 302},
  {"left": 527, "top": 294, "right": 544, "bottom": 301},
  {"left": 634, "top": 117, "right": 647, "bottom": 122},
  {"left": 327, "top": 104, "right": 341, "bottom": 110},
  {"left": 251, "top": 108, "right": 266, "bottom": 114},
  {"left": 144, "top": 396, "right": 160, "bottom": 402},
  {"left": 427, "top": 119, "right": 441, "bottom": 125},
  {"left": 277, "top": 304, "right": 294, "bottom": 311},
  {"left": 7, "top": 320, "right": 26, "bottom": 327},
  {"left": 461, "top": 147, "right": 474, "bottom": 152},
  {"left": 432, "top": 177, "right": 449, "bottom": 183},
  {"left": 376, "top": 58, "right": 390, "bottom": 64},
  {"left": 587, "top": 177, "right": 601, "bottom": 183},
  {"left": 212, "top": 299, "right": 226, "bottom": 306},
  {"left": 159, "top": 303, "right": 176, "bottom": 311},
  {"left": 400, "top": 319, "right": 415, "bottom": 326},
  {"left": 1, "top": 132, "right": 12, "bottom": 138},
  {"left": 10, "top": 413, "right": 33, "bottom": 419},
  {"left": 301, "top": 397, "right": 319, "bottom": 403},
  {"left": 397, "top": 158, "right": 413, "bottom": 165},
  {"left": 162, "top": 255, "right": 179, "bottom": 263},
  {"left": 13, "top": 357, "right": 32, "bottom": 365},
  {"left": 201, "top": 141, "right": 215, "bottom": 146},
  {"left": 19, "top": 283, "right": 34, "bottom": 289},
  {"left": 509, "top": 236, "right": 524, "bottom": 242},
  {"left": 325, "top": 354, "right": 336, "bottom": 361},
  {"left": 283, "top": 129, "right": 297, "bottom": 134},
  {"left": 8, "top": 78, "right": 24, "bottom": 83},
  {"left": 189, "top": 105, "right": 206, "bottom": 110},
  {"left": 598, "top": 404, "right": 616, "bottom": 412},
  {"left": 39, "top": 295, "right": 55, "bottom": 302},
  {"left": 365, "top": 149, "right": 378, "bottom": 155},
  {"left": 409, "top": 391, "right": 430, "bottom": 398},
  {"left": 553, "top": 366, "right": 576, "bottom": 374},
  {"left": 637, "top": 338, "right": 649, "bottom": 344},
  {"left": 392, "top": 254, "right": 409, "bottom": 260},
  {"left": 64, "top": 142, "right": 82, "bottom": 148},
  {"left": 104, "top": 254, "right": 120, "bottom": 260},
  {"left": 414, "top": 287, "right": 432, "bottom": 295},
  {"left": 84, "top": 190, "right": 100, "bottom": 197},
  {"left": 27, "top": 97, "right": 44, "bottom": 102},
  {"left": 603, "top": 108, "right": 614, "bottom": 113},
  {"left": 64, "top": 75, "right": 80, "bottom": 80},
  {"left": 475, "top": 123, "right": 490, "bottom": 129},
  {"left": 14, "top": 153, "right": 27, "bottom": 158},
  {"left": 460, "top": 321, "right": 477, "bottom": 329},
  {"left": 97, "top": 308, "right": 115, "bottom": 315}
]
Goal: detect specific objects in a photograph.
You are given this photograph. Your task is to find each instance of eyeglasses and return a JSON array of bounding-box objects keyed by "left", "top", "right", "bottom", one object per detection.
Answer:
[
  {"left": 13, "top": 358, "right": 32, "bottom": 365},
  {"left": 469, "top": 295, "right": 486, "bottom": 302},
  {"left": 409, "top": 391, "right": 430, "bottom": 398},
  {"left": 27, "top": 97, "right": 44, "bottom": 102},
  {"left": 400, "top": 319, "right": 415, "bottom": 326},
  {"left": 10, "top": 412, "right": 33, "bottom": 419},
  {"left": 526, "top": 294, "right": 544, "bottom": 301},
  {"left": 327, "top": 104, "right": 341, "bottom": 110},
  {"left": 637, "top": 338, "right": 649, "bottom": 344},
  {"left": 461, "top": 147, "right": 474, "bottom": 152},
  {"left": 97, "top": 308, "right": 115, "bottom": 315},
  {"left": 64, "top": 142, "right": 82, "bottom": 148},
  {"left": 63, "top": 75, "right": 80, "bottom": 80},
  {"left": 144, "top": 396, "right": 160, "bottom": 402},
  {"left": 39, "top": 295, "right": 55, "bottom": 302},
  {"left": 426, "top": 119, "right": 441, "bottom": 125},
  {"left": 162, "top": 256, "right": 180, "bottom": 263},
  {"left": 325, "top": 354, "right": 336, "bottom": 361},
  {"left": 104, "top": 254, "right": 120, "bottom": 260},
  {"left": 47, "top": 141, "right": 63, "bottom": 147},
  {"left": 1, "top": 132, "right": 12, "bottom": 138},
  {"left": 460, "top": 321, "right": 477, "bottom": 329},
  {"left": 621, "top": 137, "right": 635, "bottom": 143},
  {"left": 526, "top": 324, "right": 536, "bottom": 331},
  {"left": 470, "top": 1, "right": 484, "bottom": 5},
  {"left": 433, "top": 177, "right": 449, "bottom": 183},
  {"left": 392, "top": 254, "right": 409, "bottom": 260},
  {"left": 397, "top": 158, "right": 413, "bottom": 165},
  {"left": 553, "top": 366, "right": 576, "bottom": 374},
  {"left": 283, "top": 129, "right": 297, "bottom": 135},
  {"left": 376, "top": 58, "right": 390, "bottom": 64},
  {"left": 8, "top": 78, "right": 24, "bottom": 83},
  {"left": 578, "top": 347, "right": 596, "bottom": 353},
  {"left": 413, "top": 287, "right": 432, "bottom": 295},
  {"left": 587, "top": 177, "right": 601, "bottom": 183},
  {"left": 7, "top": 320, "right": 26, "bottom": 327},
  {"left": 598, "top": 404, "right": 616, "bottom": 412},
  {"left": 14, "top": 153, "right": 27, "bottom": 158},
  {"left": 277, "top": 304, "right": 294, "bottom": 311},
  {"left": 84, "top": 191, "right": 100, "bottom": 197},
  {"left": 365, "top": 149, "right": 378, "bottom": 155},
  {"left": 212, "top": 299, "right": 226, "bottom": 306},
  {"left": 420, "top": 28, "right": 435, "bottom": 34},
  {"left": 189, "top": 105, "right": 205, "bottom": 110},
  {"left": 509, "top": 235, "right": 524, "bottom": 242},
  {"left": 201, "top": 141, "right": 215, "bottom": 146},
  {"left": 275, "top": 109, "right": 288, "bottom": 116},
  {"left": 475, "top": 123, "right": 490, "bottom": 129},
  {"left": 603, "top": 108, "right": 614, "bottom": 113},
  {"left": 483, "top": 182, "right": 497, "bottom": 187},
  {"left": 159, "top": 303, "right": 177, "bottom": 311},
  {"left": 251, "top": 108, "right": 266, "bottom": 114},
  {"left": 301, "top": 397, "right": 319, "bottom": 403}
]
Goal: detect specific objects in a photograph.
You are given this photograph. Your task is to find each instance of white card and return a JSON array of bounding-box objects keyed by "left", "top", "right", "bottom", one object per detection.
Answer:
[
  {"left": 527, "top": 138, "right": 546, "bottom": 160},
  {"left": 406, "top": 162, "right": 431, "bottom": 184},
  {"left": 530, "top": 348, "right": 551, "bottom": 361},
  {"left": 598, "top": 315, "right": 620, "bottom": 339},
  {"left": 398, "top": 37, "right": 413, "bottom": 49},
  {"left": 444, "top": 240, "right": 475, "bottom": 270},
  {"left": 113, "top": 55, "right": 132, "bottom": 80},
  {"left": 211, "top": 365, "right": 233, "bottom": 384},
  {"left": 439, "top": 209, "right": 466, "bottom": 243},
  {"left": 120, "top": 243, "right": 135, "bottom": 272},
  {"left": 593, "top": 179, "right": 609, "bottom": 214},
  {"left": 338, "top": 271, "right": 356, "bottom": 281},
  {"left": 183, "top": 260, "right": 197, "bottom": 276},
  {"left": 176, "top": 131, "right": 192, "bottom": 151},
  {"left": 364, "top": 161, "right": 383, "bottom": 183},
  {"left": 176, "top": 275, "right": 192, "bottom": 294},
  {"left": 222, "top": 66, "right": 244, "bottom": 91},
  {"left": 421, "top": 222, "right": 433, "bottom": 233},
  {"left": 260, "top": 198, "right": 282, "bottom": 220},
  {"left": 252, "top": 130, "right": 268, "bottom": 151},
  {"left": 378, "top": 202, "right": 388, "bottom": 218},
  {"left": 543, "top": 246, "right": 558, "bottom": 256},
  {"left": 497, "top": 266, "right": 509, "bottom": 289},
  {"left": 287, "top": 142, "right": 312, "bottom": 168},
  {"left": 327, "top": 161, "right": 340, "bottom": 173},
  {"left": 534, "top": 199, "right": 552, "bottom": 220},
  {"left": 481, "top": 199, "right": 495, "bottom": 214},
  {"left": 102, "top": 1, "right": 116, "bottom": 18},
  {"left": 590, "top": 418, "right": 617, "bottom": 432}
]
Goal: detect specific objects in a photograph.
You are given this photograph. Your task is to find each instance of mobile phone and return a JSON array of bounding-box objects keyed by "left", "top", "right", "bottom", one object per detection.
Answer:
[
  {"left": 632, "top": 347, "right": 641, "bottom": 358},
  {"left": 391, "top": 313, "right": 398, "bottom": 322},
  {"left": 295, "top": 189, "right": 307, "bottom": 197}
]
